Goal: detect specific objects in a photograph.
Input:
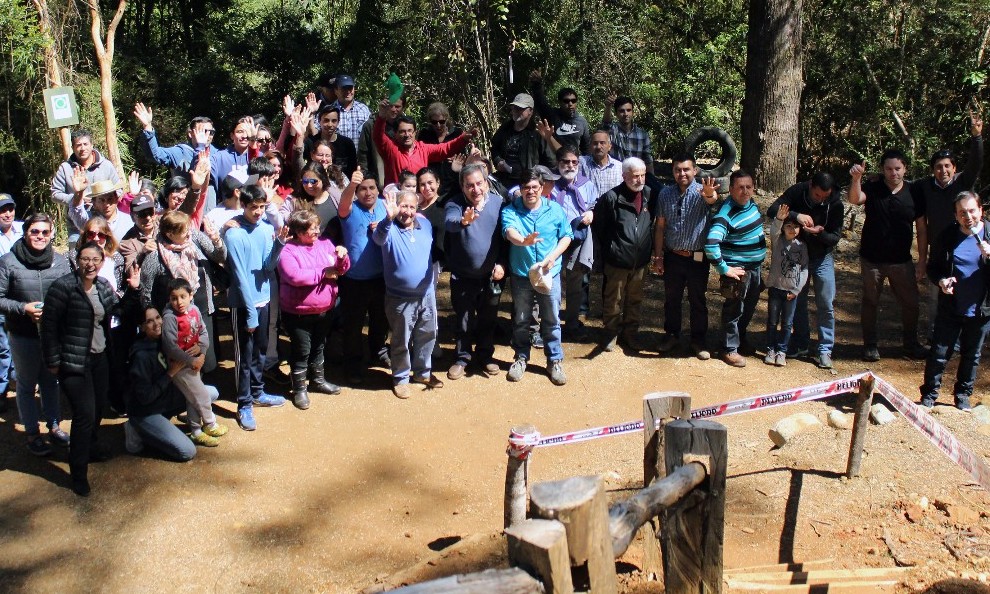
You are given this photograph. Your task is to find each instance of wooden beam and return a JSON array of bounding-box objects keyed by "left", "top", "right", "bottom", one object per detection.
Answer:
[
  {"left": 846, "top": 375, "right": 875, "bottom": 477},
  {"left": 661, "top": 419, "right": 727, "bottom": 594},
  {"left": 505, "top": 424, "right": 538, "bottom": 529},
  {"left": 383, "top": 568, "right": 545, "bottom": 593},
  {"left": 641, "top": 392, "right": 691, "bottom": 581},
  {"left": 506, "top": 519, "right": 574, "bottom": 594}
]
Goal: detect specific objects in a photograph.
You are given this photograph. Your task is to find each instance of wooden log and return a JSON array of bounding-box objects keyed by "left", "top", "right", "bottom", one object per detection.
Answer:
[
  {"left": 530, "top": 475, "right": 618, "bottom": 594},
  {"left": 505, "top": 424, "right": 539, "bottom": 529},
  {"left": 506, "top": 519, "right": 574, "bottom": 594},
  {"left": 642, "top": 392, "right": 691, "bottom": 581},
  {"left": 608, "top": 461, "right": 706, "bottom": 557},
  {"left": 661, "top": 419, "right": 728, "bottom": 594},
  {"left": 385, "top": 567, "right": 545, "bottom": 593},
  {"left": 846, "top": 375, "right": 875, "bottom": 478}
]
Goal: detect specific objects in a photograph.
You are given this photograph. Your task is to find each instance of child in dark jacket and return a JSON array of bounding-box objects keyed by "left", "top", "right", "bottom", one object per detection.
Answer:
[
  {"left": 765, "top": 205, "right": 809, "bottom": 366},
  {"left": 162, "top": 278, "right": 227, "bottom": 446}
]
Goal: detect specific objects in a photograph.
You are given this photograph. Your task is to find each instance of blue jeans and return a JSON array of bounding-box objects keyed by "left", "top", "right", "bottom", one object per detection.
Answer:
[
  {"left": 385, "top": 290, "right": 438, "bottom": 384},
  {"left": 790, "top": 253, "right": 836, "bottom": 355},
  {"left": 721, "top": 268, "right": 761, "bottom": 353},
  {"left": 766, "top": 288, "right": 798, "bottom": 352},
  {"left": 9, "top": 333, "right": 60, "bottom": 435},
  {"left": 920, "top": 312, "right": 990, "bottom": 404},
  {"left": 0, "top": 315, "right": 13, "bottom": 397},
  {"left": 510, "top": 274, "right": 564, "bottom": 362},
  {"left": 232, "top": 304, "right": 270, "bottom": 407}
]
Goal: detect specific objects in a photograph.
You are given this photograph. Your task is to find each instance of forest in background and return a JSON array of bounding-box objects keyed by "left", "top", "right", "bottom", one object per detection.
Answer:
[{"left": 1, "top": 0, "right": 989, "bottom": 218}]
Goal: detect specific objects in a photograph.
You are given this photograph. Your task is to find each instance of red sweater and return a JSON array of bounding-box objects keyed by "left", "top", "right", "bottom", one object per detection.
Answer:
[{"left": 373, "top": 116, "right": 469, "bottom": 186}]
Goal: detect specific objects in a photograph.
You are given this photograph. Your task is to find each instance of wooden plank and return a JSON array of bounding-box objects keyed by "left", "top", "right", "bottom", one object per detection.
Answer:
[
  {"left": 662, "top": 419, "right": 728, "bottom": 594},
  {"left": 505, "top": 424, "right": 539, "bottom": 529},
  {"left": 725, "top": 559, "right": 834, "bottom": 573},
  {"left": 726, "top": 579, "right": 899, "bottom": 592},
  {"left": 846, "top": 376, "right": 875, "bottom": 477},
  {"left": 726, "top": 567, "right": 911, "bottom": 583},
  {"left": 641, "top": 392, "right": 691, "bottom": 581},
  {"left": 384, "top": 568, "right": 545, "bottom": 593},
  {"left": 506, "top": 519, "right": 574, "bottom": 594}
]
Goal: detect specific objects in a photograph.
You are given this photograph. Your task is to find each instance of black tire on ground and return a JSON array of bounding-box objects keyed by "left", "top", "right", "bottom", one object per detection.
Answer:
[
  {"left": 683, "top": 127, "right": 737, "bottom": 178},
  {"left": 696, "top": 172, "right": 730, "bottom": 194}
]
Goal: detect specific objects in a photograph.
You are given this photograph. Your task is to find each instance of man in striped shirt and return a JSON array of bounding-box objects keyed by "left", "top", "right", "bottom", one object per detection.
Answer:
[{"left": 705, "top": 170, "right": 767, "bottom": 367}]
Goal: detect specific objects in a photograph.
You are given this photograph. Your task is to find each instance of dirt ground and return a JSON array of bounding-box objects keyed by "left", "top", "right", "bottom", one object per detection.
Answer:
[{"left": 2, "top": 194, "right": 989, "bottom": 593}]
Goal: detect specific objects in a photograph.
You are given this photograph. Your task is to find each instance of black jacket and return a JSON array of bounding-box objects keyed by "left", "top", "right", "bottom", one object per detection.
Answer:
[
  {"left": 0, "top": 247, "right": 71, "bottom": 338},
  {"left": 40, "top": 273, "right": 135, "bottom": 374},
  {"left": 592, "top": 183, "right": 656, "bottom": 270},
  {"left": 490, "top": 120, "right": 555, "bottom": 187},
  {"left": 927, "top": 221, "right": 990, "bottom": 318},
  {"left": 126, "top": 337, "right": 186, "bottom": 418},
  {"left": 766, "top": 181, "right": 844, "bottom": 261}
]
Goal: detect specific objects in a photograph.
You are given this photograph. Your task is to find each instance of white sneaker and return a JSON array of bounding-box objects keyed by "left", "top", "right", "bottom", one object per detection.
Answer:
[{"left": 124, "top": 420, "right": 144, "bottom": 454}]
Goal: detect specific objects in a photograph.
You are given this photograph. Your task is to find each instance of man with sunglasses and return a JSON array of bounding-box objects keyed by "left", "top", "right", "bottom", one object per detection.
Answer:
[
  {"left": 912, "top": 111, "right": 984, "bottom": 340},
  {"left": 134, "top": 103, "right": 218, "bottom": 176},
  {"left": 68, "top": 178, "right": 134, "bottom": 241},
  {"left": 529, "top": 70, "right": 591, "bottom": 155},
  {"left": 118, "top": 194, "right": 159, "bottom": 269}
]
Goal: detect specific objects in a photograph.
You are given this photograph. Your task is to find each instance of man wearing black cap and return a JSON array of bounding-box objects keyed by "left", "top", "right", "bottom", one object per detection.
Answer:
[
  {"left": 490, "top": 93, "right": 556, "bottom": 189},
  {"left": 118, "top": 194, "right": 159, "bottom": 269},
  {"left": 329, "top": 74, "right": 371, "bottom": 153}
]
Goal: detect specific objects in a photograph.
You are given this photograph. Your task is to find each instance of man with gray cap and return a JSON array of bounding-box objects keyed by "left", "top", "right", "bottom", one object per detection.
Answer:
[
  {"left": 490, "top": 93, "right": 555, "bottom": 189},
  {"left": 329, "top": 74, "right": 372, "bottom": 152}
]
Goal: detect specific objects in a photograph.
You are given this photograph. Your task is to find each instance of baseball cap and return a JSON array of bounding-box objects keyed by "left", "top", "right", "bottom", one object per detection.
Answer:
[
  {"left": 335, "top": 74, "right": 355, "bottom": 88},
  {"left": 0, "top": 193, "right": 14, "bottom": 210},
  {"left": 130, "top": 193, "right": 156, "bottom": 213},
  {"left": 509, "top": 93, "right": 535, "bottom": 109},
  {"left": 532, "top": 165, "right": 560, "bottom": 182},
  {"left": 221, "top": 170, "right": 259, "bottom": 197}
]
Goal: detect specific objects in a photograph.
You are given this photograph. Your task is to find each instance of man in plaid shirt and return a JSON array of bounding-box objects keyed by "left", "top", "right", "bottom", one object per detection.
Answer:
[
  {"left": 602, "top": 95, "right": 653, "bottom": 168},
  {"left": 330, "top": 74, "right": 371, "bottom": 152}
]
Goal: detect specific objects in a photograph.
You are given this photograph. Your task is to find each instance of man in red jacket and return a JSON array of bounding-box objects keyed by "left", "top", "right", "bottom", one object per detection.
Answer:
[{"left": 372, "top": 99, "right": 476, "bottom": 187}]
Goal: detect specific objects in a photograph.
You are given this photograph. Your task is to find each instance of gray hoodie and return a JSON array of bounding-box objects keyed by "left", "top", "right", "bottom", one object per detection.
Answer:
[{"left": 766, "top": 218, "right": 809, "bottom": 296}]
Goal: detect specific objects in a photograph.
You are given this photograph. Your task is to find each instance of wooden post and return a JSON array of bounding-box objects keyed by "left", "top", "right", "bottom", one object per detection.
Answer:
[
  {"left": 846, "top": 375, "right": 875, "bottom": 478},
  {"left": 506, "top": 519, "right": 574, "bottom": 594},
  {"left": 661, "top": 419, "right": 727, "bottom": 594},
  {"left": 505, "top": 424, "right": 539, "bottom": 529},
  {"left": 530, "top": 475, "right": 618, "bottom": 594},
  {"left": 642, "top": 392, "right": 691, "bottom": 580},
  {"left": 384, "top": 567, "right": 545, "bottom": 593}
]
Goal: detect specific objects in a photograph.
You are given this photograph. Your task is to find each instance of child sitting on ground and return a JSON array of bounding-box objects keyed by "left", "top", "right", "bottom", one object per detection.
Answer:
[
  {"left": 162, "top": 277, "right": 228, "bottom": 446},
  {"left": 765, "top": 205, "right": 809, "bottom": 367}
]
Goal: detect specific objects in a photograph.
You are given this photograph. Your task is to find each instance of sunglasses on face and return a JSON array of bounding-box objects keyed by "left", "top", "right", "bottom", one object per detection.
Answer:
[
  {"left": 431, "top": 119, "right": 446, "bottom": 126},
  {"left": 203, "top": 129, "right": 216, "bottom": 135},
  {"left": 86, "top": 230, "right": 108, "bottom": 240},
  {"left": 561, "top": 98, "right": 578, "bottom": 105},
  {"left": 301, "top": 178, "right": 321, "bottom": 186},
  {"left": 135, "top": 210, "right": 155, "bottom": 219},
  {"left": 252, "top": 137, "right": 272, "bottom": 143},
  {"left": 28, "top": 228, "right": 51, "bottom": 237}
]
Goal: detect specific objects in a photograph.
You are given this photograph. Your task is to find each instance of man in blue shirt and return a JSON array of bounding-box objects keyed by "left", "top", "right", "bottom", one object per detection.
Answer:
[
  {"left": 653, "top": 154, "right": 718, "bottom": 359},
  {"left": 920, "top": 191, "right": 990, "bottom": 411},
  {"left": 373, "top": 191, "right": 440, "bottom": 399},
  {"left": 502, "top": 172, "right": 572, "bottom": 386}
]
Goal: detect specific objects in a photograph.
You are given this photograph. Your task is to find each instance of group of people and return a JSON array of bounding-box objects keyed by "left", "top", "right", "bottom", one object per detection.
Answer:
[{"left": 1, "top": 70, "right": 986, "bottom": 496}]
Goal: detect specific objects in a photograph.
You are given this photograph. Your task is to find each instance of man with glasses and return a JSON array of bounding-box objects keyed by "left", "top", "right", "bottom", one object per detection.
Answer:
[
  {"left": 359, "top": 94, "right": 405, "bottom": 189},
  {"left": 653, "top": 153, "right": 718, "bottom": 359},
  {"left": 491, "top": 93, "right": 556, "bottom": 189},
  {"left": 549, "top": 148, "right": 598, "bottom": 339},
  {"left": 134, "top": 103, "right": 218, "bottom": 175},
  {"left": 330, "top": 74, "right": 372, "bottom": 152},
  {"left": 912, "top": 111, "right": 984, "bottom": 340},
  {"left": 118, "top": 194, "right": 159, "bottom": 269},
  {"left": 529, "top": 71, "right": 591, "bottom": 154}
]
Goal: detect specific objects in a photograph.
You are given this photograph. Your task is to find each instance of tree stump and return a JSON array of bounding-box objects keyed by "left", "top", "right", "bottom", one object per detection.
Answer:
[
  {"left": 846, "top": 375, "right": 875, "bottom": 477},
  {"left": 661, "top": 419, "right": 727, "bottom": 594},
  {"left": 530, "top": 475, "right": 618, "bottom": 594},
  {"left": 505, "top": 424, "right": 539, "bottom": 529},
  {"left": 642, "top": 392, "right": 691, "bottom": 580},
  {"left": 506, "top": 519, "right": 574, "bottom": 594}
]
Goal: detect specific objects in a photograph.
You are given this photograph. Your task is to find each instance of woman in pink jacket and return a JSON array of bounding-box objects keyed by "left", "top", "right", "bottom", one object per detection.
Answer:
[{"left": 277, "top": 209, "right": 350, "bottom": 409}]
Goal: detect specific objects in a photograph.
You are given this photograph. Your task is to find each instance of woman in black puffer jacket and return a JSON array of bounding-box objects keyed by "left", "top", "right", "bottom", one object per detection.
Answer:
[
  {"left": 0, "top": 213, "right": 71, "bottom": 457},
  {"left": 40, "top": 242, "right": 139, "bottom": 496}
]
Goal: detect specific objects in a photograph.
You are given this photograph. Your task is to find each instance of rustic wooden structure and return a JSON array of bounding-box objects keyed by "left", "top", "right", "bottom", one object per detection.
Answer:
[{"left": 505, "top": 424, "right": 539, "bottom": 528}]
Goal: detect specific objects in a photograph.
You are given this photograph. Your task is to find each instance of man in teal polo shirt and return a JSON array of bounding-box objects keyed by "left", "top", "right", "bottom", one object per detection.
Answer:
[{"left": 502, "top": 171, "right": 573, "bottom": 385}]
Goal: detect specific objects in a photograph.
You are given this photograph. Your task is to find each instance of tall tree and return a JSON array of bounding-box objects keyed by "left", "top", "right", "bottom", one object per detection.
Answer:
[
  {"left": 740, "top": 0, "right": 802, "bottom": 192},
  {"left": 84, "top": 0, "right": 127, "bottom": 180}
]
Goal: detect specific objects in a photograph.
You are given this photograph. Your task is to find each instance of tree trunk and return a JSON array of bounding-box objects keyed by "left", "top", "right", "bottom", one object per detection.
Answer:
[
  {"left": 31, "top": 0, "right": 72, "bottom": 159},
  {"left": 85, "top": 0, "right": 128, "bottom": 181},
  {"left": 740, "top": 0, "right": 803, "bottom": 193}
]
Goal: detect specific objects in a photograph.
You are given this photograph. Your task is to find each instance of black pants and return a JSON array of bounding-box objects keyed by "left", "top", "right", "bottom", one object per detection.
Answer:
[
  {"left": 60, "top": 351, "right": 109, "bottom": 480},
  {"left": 337, "top": 276, "right": 389, "bottom": 365},
  {"left": 450, "top": 275, "right": 502, "bottom": 366},
  {"left": 663, "top": 251, "right": 711, "bottom": 343},
  {"left": 282, "top": 310, "right": 333, "bottom": 373}
]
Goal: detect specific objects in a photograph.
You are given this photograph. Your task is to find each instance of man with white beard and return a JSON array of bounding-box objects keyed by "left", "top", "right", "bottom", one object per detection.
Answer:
[{"left": 549, "top": 147, "right": 598, "bottom": 339}]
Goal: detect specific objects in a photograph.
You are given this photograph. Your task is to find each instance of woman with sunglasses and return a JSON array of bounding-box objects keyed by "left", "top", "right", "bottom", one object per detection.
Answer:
[
  {"left": 280, "top": 162, "right": 340, "bottom": 233},
  {"left": 266, "top": 149, "right": 295, "bottom": 200},
  {"left": 41, "top": 241, "right": 139, "bottom": 496},
  {"left": 0, "top": 213, "right": 72, "bottom": 456},
  {"left": 417, "top": 102, "right": 464, "bottom": 197},
  {"left": 77, "top": 218, "right": 126, "bottom": 292},
  {"left": 140, "top": 210, "right": 226, "bottom": 373}
]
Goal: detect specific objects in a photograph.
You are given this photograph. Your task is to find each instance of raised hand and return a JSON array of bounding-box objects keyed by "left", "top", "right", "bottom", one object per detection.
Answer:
[
  {"left": 127, "top": 262, "right": 140, "bottom": 289},
  {"left": 282, "top": 95, "right": 295, "bottom": 117},
  {"left": 192, "top": 124, "right": 210, "bottom": 147},
  {"left": 450, "top": 153, "right": 466, "bottom": 173},
  {"left": 528, "top": 69, "right": 543, "bottom": 84},
  {"left": 133, "top": 102, "right": 154, "bottom": 129},
  {"left": 605, "top": 91, "right": 617, "bottom": 108},
  {"left": 970, "top": 105, "right": 983, "bottom": 137},
  {"left": 384, "top": 193, "right": 399, "bottom": 220},
  {"left": 306, "top": 92, "right": 322, "bottom": 114},
  {"left": 700, "top": 176, "right": 719, "bottom": 199},
  {"left": 203, "top": 217, "right": 221, "bottom": 245},
  {"left": 276, "top": 224, "right": 290, "bottom": 243},
  {"left": 464, "top": 126, "right": 480, "bottom": 140},
  {"left": 290, "top": 106, "right": 309, "bottom": 137},
  {"left": 521, "top": 231, "right": 542, "bottom": 246},
  {"left": 536, "top": 118, "right": 555, "bottom": 140},
  {"left": 461, "top": 206, "right": 478, "bottom": 226},
  {"left": 128, "top": 170, "right": 141, "bottom": 195},
  {"left": 242, "top": 116, "right": 258, "bottom": 139},
  {"left": 71, "top": 166, "right": 89, "bottom": 194},
  {"left": 849, "top": 160, "right": 866, "bottom": 180},
  {"left": 349, "top": 166, "right": 364, "bottom": 186},
  {"left": 378, "top": 98, "right": 391, "bottom": 119},
  {"left": 190, "top": 150, "right": 210, "bottom": 188},
  {"left": 776, "top": 204, "right": 790, "bottom": 221}
]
